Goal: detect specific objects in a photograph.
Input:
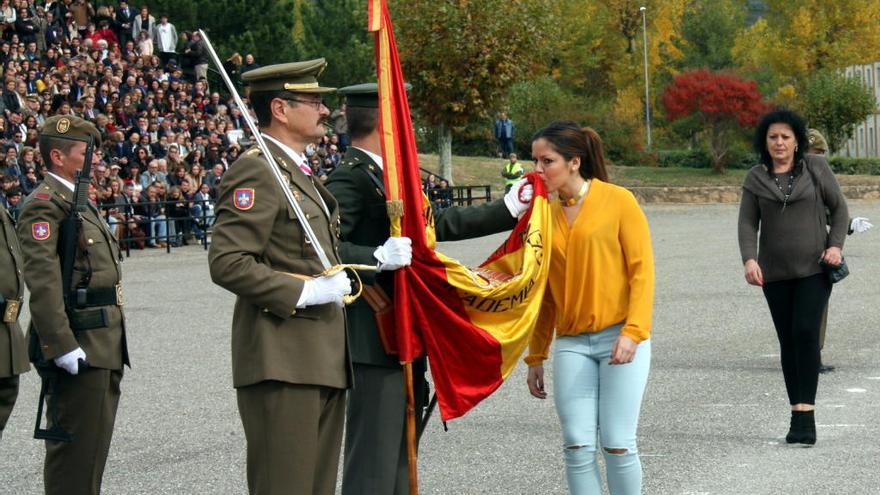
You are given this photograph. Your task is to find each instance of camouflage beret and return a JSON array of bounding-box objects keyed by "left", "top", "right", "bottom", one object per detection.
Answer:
[
  {"left": 242, "top": 58, "right": 336, "bottom": 94},
  {"left": 807, "top": 128, "right": 828, "bottom": 153},
  {"left": 39, "top": 115, "right": 102, "bottom": 147}
]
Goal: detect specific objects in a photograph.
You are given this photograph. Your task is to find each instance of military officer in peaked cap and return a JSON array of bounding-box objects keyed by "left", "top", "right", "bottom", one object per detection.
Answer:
[
  {"left": 325, "top": 83, "right": 534, "bottom": 495},
  {"left": 0, "top": 199, "right": 29, "bottom": 441},
  {"left": 17, "top": 115, "right": 128, "bottom": 495},
  {"left": 208, "top": 59, "right": 354, "bottom": 495}
]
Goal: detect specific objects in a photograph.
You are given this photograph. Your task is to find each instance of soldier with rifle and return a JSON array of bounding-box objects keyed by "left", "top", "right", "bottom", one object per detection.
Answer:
[{"left": 17, "top": 115, "right": 128, "bottom": 495}]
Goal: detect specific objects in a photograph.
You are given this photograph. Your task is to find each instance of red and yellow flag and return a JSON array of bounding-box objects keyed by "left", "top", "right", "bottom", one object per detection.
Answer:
[{"left": 368, "top": 0, "right": 552, "bottom": 421}]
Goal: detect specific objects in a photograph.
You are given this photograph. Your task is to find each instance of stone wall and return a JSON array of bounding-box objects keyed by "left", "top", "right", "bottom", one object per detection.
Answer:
[{"left": 628, "top": 185, "right": 880, "bottom": 204}]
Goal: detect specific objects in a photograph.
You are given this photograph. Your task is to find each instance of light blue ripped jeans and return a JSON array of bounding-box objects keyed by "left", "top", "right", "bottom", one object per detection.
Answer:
[{"left": 552, "top": 324, "right": 651, "bottom": 495}]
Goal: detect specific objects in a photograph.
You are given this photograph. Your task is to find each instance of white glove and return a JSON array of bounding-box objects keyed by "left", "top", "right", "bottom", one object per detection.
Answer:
[
  {"left": 296, "top": 271, "right": 353, "bottom": 308},
  {"left": 504, "top": 178, "right": 533, "bottom": 218},
  {"left": 851, "top": 217, "right": 873, "bottom": 234},
  {"left": 54, "top": 347, "right": 87, "bottom": 375},
  {"left": 374, "top": 236, "right": 412, "bottom": 272}
]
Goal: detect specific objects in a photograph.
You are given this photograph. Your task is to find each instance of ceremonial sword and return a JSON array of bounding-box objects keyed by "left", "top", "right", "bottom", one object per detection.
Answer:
[{"left": 199, "top": 29, "right": 375, "bottom": 303}]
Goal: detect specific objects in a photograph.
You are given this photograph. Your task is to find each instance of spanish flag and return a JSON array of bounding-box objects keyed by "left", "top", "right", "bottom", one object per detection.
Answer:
[{"left": 368, "top": 0, "right": 552, "bottom": 421}]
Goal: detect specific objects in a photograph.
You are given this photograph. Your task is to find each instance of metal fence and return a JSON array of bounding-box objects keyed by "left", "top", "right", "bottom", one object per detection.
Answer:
[
  {"left": 101, "top": 185, "right": 490, "bottom": 257},
  {"left": 98, "top": 198, "right": 215, "bottom": 257}
]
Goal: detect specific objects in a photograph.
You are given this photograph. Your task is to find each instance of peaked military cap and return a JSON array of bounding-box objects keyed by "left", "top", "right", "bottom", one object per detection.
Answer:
[
  {"left": 337, "top": 82, "right": 412, "bottom": 108},
  {"left": 242, "top": 58, "right": 336, "bottom": 94},
  {"left": 40, "top": 115, "right": 102, "bottom": 147},
  {"left": 807, "top": 128, "right": 828, "bottom": 153}
]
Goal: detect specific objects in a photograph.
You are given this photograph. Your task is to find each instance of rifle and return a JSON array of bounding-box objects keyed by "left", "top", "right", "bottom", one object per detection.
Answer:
[{"left": 32, "top": 135, "right": 96, "bottom": 443}]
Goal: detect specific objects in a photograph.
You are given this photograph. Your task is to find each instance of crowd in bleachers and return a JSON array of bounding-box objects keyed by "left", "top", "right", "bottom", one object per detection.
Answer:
[{"left": 0, "top": 1, "right": 357, "bottom": 249}]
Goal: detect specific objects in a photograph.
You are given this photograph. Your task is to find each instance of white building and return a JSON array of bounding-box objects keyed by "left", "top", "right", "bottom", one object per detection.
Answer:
[{"left": 840, "top": 62, "right": 880, "bottom": 158}]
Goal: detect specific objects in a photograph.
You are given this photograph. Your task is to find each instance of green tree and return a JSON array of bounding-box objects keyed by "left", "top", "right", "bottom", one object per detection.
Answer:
[
  {"left": 674, "top": 0, "right": 746, "bottom": 70},
  {"left": 801, "top": 70, "right": 877, "bottom": 153},
  {"left": 507, "top": 77, "right": 582, "bottom": 153},
  {"left": 292, "top": 0, "right": 375, "bottom": 91},
  {"left": 139, "top": 0, "right": 302, "bottom": 66},
  {"left": 733, "top": 0, "right": 880, "bottom": 86},
  {"left": 391, "top": 0, "right": 555, "bottom": 182}
]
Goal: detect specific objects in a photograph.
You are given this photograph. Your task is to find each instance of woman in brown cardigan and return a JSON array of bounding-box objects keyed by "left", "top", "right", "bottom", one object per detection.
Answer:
[{"left": 738, "top": 109, "right": 848, "bottom": 446}]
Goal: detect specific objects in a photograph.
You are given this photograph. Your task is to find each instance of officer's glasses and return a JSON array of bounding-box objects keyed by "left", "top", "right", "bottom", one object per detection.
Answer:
[{"left": 283, "top": 97, "right": 327, "bottom": 111}]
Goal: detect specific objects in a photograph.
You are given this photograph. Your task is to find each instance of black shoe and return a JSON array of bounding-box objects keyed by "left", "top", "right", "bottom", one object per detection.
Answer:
[
  {"left": 786, "top": 410, "right": 816, "bottom": 446},
  {"left": 819, "top": 364, "right": 836, "bottom": 374}
]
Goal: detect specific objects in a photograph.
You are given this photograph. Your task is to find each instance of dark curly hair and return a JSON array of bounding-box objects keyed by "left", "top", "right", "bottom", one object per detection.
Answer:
[{"left": 753, "top": 109, "right": 808, "bottom": 168}]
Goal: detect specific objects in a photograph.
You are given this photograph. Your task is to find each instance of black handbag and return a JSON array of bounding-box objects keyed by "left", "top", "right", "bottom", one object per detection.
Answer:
[
  {"left": 821, "top": 257, "right": 849, "bottom": 284},
  {"left": 806, "top": 158, "right": 850, "bottom": 284}
]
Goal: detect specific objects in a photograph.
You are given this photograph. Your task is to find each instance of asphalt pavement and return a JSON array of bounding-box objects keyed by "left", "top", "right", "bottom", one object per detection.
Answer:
[{"left": 1, "top": 202, "right": 878, "bottom": 494}]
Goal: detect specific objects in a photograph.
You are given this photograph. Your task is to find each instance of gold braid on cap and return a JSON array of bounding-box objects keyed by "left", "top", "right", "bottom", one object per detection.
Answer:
[{"left": 283, "top": 82, "right": 319, "bottom": 91}]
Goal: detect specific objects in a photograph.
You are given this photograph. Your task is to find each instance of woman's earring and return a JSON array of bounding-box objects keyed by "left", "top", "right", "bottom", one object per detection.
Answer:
[{"left": 795, "top": 145, "right": 798, "bottom": 151}]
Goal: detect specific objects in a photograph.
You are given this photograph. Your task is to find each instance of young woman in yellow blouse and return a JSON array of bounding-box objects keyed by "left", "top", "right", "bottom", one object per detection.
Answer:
[{"left": 525, "top": 121, "right": 655, "bottom": 495}]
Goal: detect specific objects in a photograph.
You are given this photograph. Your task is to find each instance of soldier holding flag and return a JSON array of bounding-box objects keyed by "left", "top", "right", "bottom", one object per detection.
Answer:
[{"left": 326, "top": 83, "right": 534, "bottom": 495}]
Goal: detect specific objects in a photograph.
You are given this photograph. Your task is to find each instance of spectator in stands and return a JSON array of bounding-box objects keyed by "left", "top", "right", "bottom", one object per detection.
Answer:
[
  {"left": 166, "top": 184, "right": 191, "bottom": 246},
  {"left": 185, "top": 30, "right": 209, "bottom": 85},
  {"left": 153, "top": 14, "right": 177, "bottom": 67},
  {"left": 19, "top": 166, "right": 38, "bottom": 195},
  {"left": 115, "top": 0, "right": 135, "bottom": 47},
  {"left": 185, "top": 162, "right": 204, "bottom": 190},
  {"left": 131, "top": 6, "right": 155, "bottom": 43},
  {"left": 204, "top": 163, "right": 223, "bottom": 191},
  {"left": 141, "top": 183, "right": 167, "bottom": 248},
  {"left": 15, "top": 7, "right": 38, "bottom": 45},
  {"left": 423, "top": 173, "right": 438, "bottom": 192},
  {"left": 140, "top": 158, "right": 165, "bottom": 190},
  {"left": 69, "top": 0, "right": 94, "bottom": 38},
  {"left": 193, "top": 182, "right": 214, "bottom": 228},
  {"left": 240, "top": 53, "right": 259, "bottom": 74}
]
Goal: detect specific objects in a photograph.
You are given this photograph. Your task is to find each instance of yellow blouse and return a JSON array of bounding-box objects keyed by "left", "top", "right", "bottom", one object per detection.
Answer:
[{"left": 524, "top": 179, "right": 655, "bottom": 366}]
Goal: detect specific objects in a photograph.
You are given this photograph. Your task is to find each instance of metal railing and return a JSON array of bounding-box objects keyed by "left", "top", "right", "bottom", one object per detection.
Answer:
[{"left": 97, "top": 198, "right": 215, "bottom": 257}]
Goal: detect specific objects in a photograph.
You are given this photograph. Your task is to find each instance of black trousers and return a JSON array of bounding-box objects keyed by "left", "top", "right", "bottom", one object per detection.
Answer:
[{"left": 762, "top": 273, "right": 831, "bottom": 405}]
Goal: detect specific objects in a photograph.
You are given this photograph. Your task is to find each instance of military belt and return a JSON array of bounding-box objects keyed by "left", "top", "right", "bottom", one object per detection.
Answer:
[
  {"left": 0, "top": 295, "right": 22, "bottom": 323},
  {"left": 70, "top": 284, "right": 124, "bottom": 308},
  {"left": 68, "top": 308, "right": 109, "bottom": 331}
]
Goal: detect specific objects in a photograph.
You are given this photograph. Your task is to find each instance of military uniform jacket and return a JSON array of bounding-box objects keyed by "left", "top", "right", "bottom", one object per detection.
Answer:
[
  {"left": 325, "top": 147, "right": 518, "bottom": 367},
  {"left": 16, "top": 175, "right": 128, "bottom": 370},
  {"left": 208, "top": 140, "right": 351, "bottom": 390},
  {"left": 0, "top": 204, "right": 29, "bottom": 377}
]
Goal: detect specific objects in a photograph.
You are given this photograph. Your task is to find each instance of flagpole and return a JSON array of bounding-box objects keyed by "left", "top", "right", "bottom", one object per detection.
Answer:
[{"left": 404, "top": 361, "right": 419, "bottom": 494}]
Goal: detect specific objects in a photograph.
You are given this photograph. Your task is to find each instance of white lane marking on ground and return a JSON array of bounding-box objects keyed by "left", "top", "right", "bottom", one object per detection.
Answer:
[
  {"left": 846, "top": 388, "right": 867, "bottom": 393},
  {"left": 700, "top": 403, "right": 761, "bottom": 407},
  {"left": 866, "top": 376, "right": 880, "bottom": 380},
  {"left": 760, "top": 354, "right": 780, "bottom": 358}
]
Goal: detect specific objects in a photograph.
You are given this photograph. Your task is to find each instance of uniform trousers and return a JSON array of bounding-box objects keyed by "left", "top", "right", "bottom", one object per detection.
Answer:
[
  {"left": 342, "top": 361, "right": 427, "bottom": 495},
  {"left": 237, "top": 381, "right": 346, "bottom": 495},
  {"left": 44, "top": 368, "right": 123, "bottom": 495},
  {"left": 0, "top": 375, "right": 20, "bottom": 438}
]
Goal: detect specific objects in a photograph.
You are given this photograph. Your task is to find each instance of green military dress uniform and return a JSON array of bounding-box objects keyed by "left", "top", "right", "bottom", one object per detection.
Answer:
[
  {"left": 324, "top": 92, "right": 517, "bottom": 493},
  {"left": 0, "top": 202, "right": 29, "bottom": 439},
  {"left": 18, "top": 156, "right": 128, "bottom": 493},
  {"left": 209, "top": 137, "right": 351, "bottom": 495}
]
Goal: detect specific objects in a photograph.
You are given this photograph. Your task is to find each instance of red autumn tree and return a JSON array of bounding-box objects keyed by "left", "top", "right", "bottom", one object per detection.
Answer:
[{"left": 662, "top": 69, "right": 772, "bottom": 173}]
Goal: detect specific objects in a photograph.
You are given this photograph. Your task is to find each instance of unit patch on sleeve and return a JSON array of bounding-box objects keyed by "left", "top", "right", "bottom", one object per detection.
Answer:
[
  {"left": 233, "top": 188, "right": 255, "bottom": 210},
  {"left": 32, "top": 222, "right": 51, "bottom": 240}
]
